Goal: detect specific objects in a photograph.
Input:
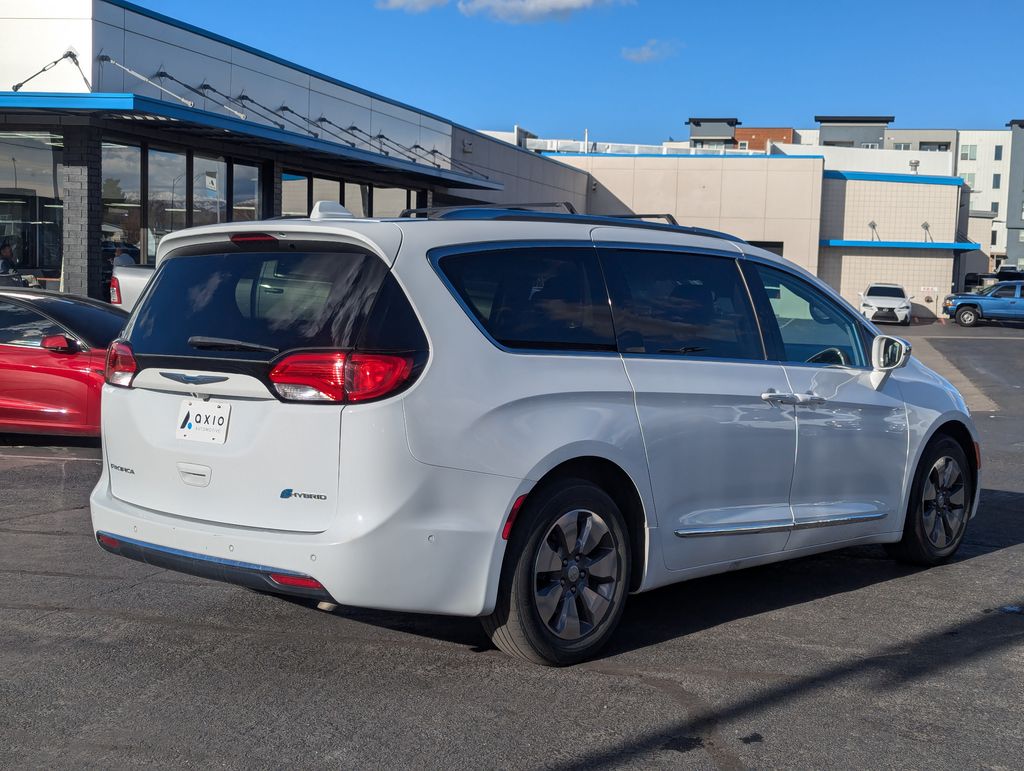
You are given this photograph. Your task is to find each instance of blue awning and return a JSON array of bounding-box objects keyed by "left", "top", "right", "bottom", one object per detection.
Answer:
[{"left": 0, "top": 91, "right": 502, "bottom": 191}]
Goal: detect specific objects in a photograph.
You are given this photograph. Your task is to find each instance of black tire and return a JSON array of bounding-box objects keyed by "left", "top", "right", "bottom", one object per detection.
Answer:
[
  {"left": 901, "top": 317, "right": 911, "bottom": 327},
  {"left": 956, "top": 306, "right": 979, "bottom": 327},
  {"left": 482, "top": 478, "right": 631, "bottom": 666},
  {"left": 886, "top": 436, "right": 972, "bottom": 565}
]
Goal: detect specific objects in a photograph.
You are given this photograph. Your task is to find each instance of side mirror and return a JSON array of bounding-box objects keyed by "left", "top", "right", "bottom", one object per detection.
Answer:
[
  {"left": 869, "top": 335, "right": 910, "bottom": 389},
  {"left": 41, "top": 334, "right": 76, "bottom": 353}
]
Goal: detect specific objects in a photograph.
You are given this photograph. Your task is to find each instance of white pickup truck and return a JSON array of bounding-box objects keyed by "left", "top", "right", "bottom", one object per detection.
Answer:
[{"left": 110, "top": 264, "right": 154, "bottom": 310}]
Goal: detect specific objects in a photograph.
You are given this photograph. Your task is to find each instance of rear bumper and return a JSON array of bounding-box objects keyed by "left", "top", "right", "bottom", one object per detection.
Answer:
[
  {"left": 90, "top": 461, "right": 522, "bottom": 617},
  {"left": 95, "top": 530, "right": 336, "bottom": 603}
]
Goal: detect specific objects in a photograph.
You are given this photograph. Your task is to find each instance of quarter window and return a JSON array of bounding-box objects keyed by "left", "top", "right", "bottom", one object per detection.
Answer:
[
  {"left": 747, "top": 264, "right": 867, "bottom": 368},
  {"left": 0, "top": 301, "right": 64, "bottom": 347},
  {"left": 599, "top": 249, "right": 763, "bottom": 359},
  {"left": 438, "top": 246, "right": 615, "bottom": 352}
]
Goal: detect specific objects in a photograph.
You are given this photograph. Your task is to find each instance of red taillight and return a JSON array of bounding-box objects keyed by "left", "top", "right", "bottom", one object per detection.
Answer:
[
  {"left": 97, "top": 534, "right": 120, "bottom": 549},
  {"left": 230, "top": 233, "right": 277, "bottom": 245},
  {"left": 269, "top": 353, "right": 347, "bottom": 401},
  {"left": 268, "top": 573, "right": 323, "bottom": 590},
  {"left": 109, "top": 276, "right": 121, "bottom": 304},
  {"left": 502, "top": 494, "right": 528, "bottom": 540},
  {"left": 268, "top": 352, "right": 412, "bottom": 403},
  {"left": 104, "top": 340, "right": 138, "bottom": 387},
  {"left": 346, "top": 353, "right": 413, "bottom": 403}
]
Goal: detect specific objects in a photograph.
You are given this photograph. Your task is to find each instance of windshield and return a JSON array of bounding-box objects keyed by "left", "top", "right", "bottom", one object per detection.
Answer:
[
  {"left": 866, "top": 286, "right": 905, "bottom": 299},
  {"left": 126, "top": 250, "right": 389, "bottom": 360},
  {"left": 977, "top": 284, "right": 1003, "bottom": 296}
]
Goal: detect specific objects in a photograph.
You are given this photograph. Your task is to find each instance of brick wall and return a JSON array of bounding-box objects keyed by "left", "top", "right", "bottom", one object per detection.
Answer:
[
  {"left": 734, "top": 128, "right": 794, "bottom": 151},
  {"left": 60, "top": 126, "right": 104, "bottom": 299}
]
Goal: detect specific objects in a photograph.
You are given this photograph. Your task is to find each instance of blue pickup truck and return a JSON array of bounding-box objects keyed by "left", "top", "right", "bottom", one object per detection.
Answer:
[{"left": 943, "top": 281, "right": 1023, "bottom": 326}]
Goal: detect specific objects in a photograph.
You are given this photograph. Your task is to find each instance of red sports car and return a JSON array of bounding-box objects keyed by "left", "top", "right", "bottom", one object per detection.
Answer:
[{"left": 0, "top": 289, "right": 129, "bottom": 436}]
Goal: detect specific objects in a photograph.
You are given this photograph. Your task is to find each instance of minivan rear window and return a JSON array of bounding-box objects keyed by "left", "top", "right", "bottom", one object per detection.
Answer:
[
  {"left": 437, "top": 246, "right": 615, "bottom": 352},
  {"left": 126, "top": 251, "right": 389, "bottom": 359}
]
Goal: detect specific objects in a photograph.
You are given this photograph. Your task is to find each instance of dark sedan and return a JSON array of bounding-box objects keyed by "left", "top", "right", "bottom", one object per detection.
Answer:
[{"left": 0, "top": 290, "right": 128, "bottom": 436}]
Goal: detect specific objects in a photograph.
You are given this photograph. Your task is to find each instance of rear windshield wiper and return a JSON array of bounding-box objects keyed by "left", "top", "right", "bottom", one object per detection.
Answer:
[{"left": 187, "top": 336, "right": 279, "bottom": 353}]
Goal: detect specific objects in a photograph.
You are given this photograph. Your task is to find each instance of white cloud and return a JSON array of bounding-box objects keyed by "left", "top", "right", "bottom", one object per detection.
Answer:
[
  {"left": 375, "top": 0, "right": 448, "bottom": 12},
  {"left": 621, "top": 38, "right": 677, "bottom": 63},
  {"left": 457, "top": 0, "right": 621, "bottom": 22}
]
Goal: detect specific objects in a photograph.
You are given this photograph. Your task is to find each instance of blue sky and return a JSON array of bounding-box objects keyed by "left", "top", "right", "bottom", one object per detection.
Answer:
[{"left": 135, "top": 0, "right": 1021, "bottom": 144}]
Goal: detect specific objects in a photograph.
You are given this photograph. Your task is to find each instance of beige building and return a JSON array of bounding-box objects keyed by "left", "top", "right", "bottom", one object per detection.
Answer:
[
  {"left": 555, "top": 154, "right": 823, "bottom": 273},
  {"left": 549, "top": 152, "right": 979, "bottom": 317}
]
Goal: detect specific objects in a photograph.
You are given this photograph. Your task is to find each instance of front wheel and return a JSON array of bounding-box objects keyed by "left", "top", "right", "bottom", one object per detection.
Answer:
[
  {"left": 482, "top": 479, "right": 630, "bottom": 665},
  {"left": 887, "top": 436, "right": 972, "bottom": 565},
  {"left": 956, "top": 307, "right": 979, "bottom": 327}
]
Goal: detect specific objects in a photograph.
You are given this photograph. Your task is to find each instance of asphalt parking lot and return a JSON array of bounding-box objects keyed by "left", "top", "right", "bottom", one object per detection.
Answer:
[{"left": 2, "top": 320, "right": 1023, "bottom": 769}]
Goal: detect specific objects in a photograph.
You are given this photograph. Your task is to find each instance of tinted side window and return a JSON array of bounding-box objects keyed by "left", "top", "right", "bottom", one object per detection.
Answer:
[
  {"left": 599, "top": 248, "right": 764, "bottom": 360},
  {"left": 31, "top": 298, "right": 127, "bottom": 349},
  {"left": 992, "top": 284, "right": 1016, "bottom": 298},
  {"left": 438, "top": 246, "right": 615, "bottom": 351},
  {"left": 748, "top": 264, "right": 867, "bottom": 368},
  {"left": 0, "top": 301, "right": 64, "bottom": 348}
]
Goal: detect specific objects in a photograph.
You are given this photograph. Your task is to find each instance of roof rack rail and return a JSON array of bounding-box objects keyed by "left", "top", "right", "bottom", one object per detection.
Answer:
[
  {"left": 400, "top": 201, "right": 578, "bottom": 218},
  {"left": 601, "top": 213, "right": 679, "bottom": 226},
  {"left": 395, "top": 205, "right": 745, "bottom": 244}
]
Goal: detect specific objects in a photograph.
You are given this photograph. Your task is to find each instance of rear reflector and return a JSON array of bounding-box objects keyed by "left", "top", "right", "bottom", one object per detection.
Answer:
[
  {"left": 109, "top": 276, "right": 121, "bottom": 304},
  {"left": 97, "top": 533, "right": 120, "bottom": 549},
  {"left": 269, "top": 573, "right": 324, "bottom": 590},
  {"left": 104, "top": 340, "right": 138, "bottom": 387},
  {"left": 502, "top": 494, "right": 528, "bottom": 540},
  {"left": 230, "top": 233, "right": 277, "bottom": 245},
  {"left": 269, "top": 352, "right": 413, "bottom": 403}
]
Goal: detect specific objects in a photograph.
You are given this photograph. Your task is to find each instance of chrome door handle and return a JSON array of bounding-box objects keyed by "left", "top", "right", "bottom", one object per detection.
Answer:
[
  {"left": 761, "top": 389, "right": 801, "bottom": 405},
  {"left": 761, "top": 390, "right": 827, "bottom": 406},
  {"left": 795, "top": 393, "right": 827, "bottom": 406}
]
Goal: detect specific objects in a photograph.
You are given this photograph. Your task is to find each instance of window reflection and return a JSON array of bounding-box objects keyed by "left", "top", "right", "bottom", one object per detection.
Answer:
[
  {"left": 344, "top": 182, "right": 370, "bottom": 217},
  {"left": 282, "top": 172, "right": 309, "bottom": 216},
  {"left": 232, "top": 163, "right": 260, "bottom": 221},
  {"left": 373, "top": 187, "right": 409, "bottom": 218},
  {"left": 0, "top": 131, "right": 63, "bottom": 275},
  {"left": 146, "top": 148, "right": 187, "bottom": 262},
  {"left": 101, "top": 143, "right": 141, "bottom": 271},
  {"left": 192, "top": 155, "right": 227, "bottom": 228},
  {"left": 312, "top": 177, "right": 340, "bottom": 207}
]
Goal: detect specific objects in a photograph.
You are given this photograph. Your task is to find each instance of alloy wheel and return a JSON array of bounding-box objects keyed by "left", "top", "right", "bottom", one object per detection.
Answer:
[
  {"left": 921, "top": 456, "right": 967, "bottom": 550},
  {"left": 533, "top": 509, "right": 620, "bottom": 641}
]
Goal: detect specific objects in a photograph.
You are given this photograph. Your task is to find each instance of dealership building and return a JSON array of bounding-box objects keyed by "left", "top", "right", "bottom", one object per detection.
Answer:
[
  {"left": 0, "top": 2, "right": 993, "bottom": 317},
  {"left": 0, "top": 0, "right": 586, "bottom": 297}
]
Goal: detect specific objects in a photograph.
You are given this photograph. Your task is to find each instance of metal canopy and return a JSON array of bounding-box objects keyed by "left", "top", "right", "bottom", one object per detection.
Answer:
[{"left": 0, "top": 92, "right": 504, "bottom": 192}]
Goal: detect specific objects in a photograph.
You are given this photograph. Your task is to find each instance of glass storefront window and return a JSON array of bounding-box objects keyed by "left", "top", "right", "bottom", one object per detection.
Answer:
[
  {"left": 232, "top": 163, "right": 260, "bottom": 222},
  {"left": 0, "top": 131, "right": 63, "bottom": 275},
  {"left": 192, "top": 155, "right": 227, "bottom": 228},
  {"left": 373, "top": 187, "right": 410, "bottom": 218},
  {"left": 282, "top": 172, "right": 309, "bottom": 216},
  {"left": 146, "top": 148, "right": 187, "bottom": 262},
  {"left": 313, "top": 177, "right": 341, "bottom": 206},
  {"left": 101, "top": 143, "right": 142, "bottom": 269},
  {"left": 344, "top": 182, "right": 370, "bottom": 218}
]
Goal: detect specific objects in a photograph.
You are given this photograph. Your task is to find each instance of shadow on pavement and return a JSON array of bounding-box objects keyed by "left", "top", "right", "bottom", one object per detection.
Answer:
[
  {"left": 0, "top": 433, "right": 100, "bottom": 449},
  {"left": 312, "top": 489, "right": 1024, "bottom": 661}
]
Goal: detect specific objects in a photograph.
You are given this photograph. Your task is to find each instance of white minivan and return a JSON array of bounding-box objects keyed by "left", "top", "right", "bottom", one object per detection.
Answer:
[{"left": 91, "top": 205, "right": 981, "bottom": 665}]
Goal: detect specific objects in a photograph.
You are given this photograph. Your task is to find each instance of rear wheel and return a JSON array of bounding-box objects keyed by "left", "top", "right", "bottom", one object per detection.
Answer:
[
  {"left": 956, "top": 306, "right": 979, "bottom": 327},
  {"left": 482, "top": 479, "right": 630, "bottom": 666},
  {"left": 887, "top": 436, "right": 972, "bottom": 565}
]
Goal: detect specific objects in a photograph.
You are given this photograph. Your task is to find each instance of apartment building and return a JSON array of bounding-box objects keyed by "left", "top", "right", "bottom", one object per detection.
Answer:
[{"left": 955, "top": 130, "right": 1011, "bottom": 258}]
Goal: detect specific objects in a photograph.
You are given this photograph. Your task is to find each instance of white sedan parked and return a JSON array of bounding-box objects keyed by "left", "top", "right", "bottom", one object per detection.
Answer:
[{"left": 860, "top": 283, "right": 913, "bottom": 326}]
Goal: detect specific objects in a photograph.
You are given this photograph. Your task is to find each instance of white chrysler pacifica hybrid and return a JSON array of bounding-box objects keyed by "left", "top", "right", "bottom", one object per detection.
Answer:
[{"left": 90, "top": 204, "right": 981, "bottom": 665}]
